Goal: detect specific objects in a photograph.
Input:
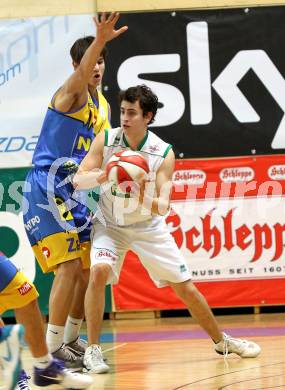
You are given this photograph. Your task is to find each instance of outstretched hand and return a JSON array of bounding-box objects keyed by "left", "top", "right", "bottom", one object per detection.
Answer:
[{"left": 94, "top": 12, "right": 128, "bottom": 43}]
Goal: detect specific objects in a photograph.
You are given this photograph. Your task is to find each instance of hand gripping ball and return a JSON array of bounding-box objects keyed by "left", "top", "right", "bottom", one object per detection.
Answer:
[{"left": 105, "top": 150, "right": 150, "bottom": 193}]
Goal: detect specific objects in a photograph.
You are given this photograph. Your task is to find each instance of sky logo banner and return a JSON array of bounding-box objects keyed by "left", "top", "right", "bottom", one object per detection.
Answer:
[{"left": 104, "top": 7, "right": 285, "bottom": 159}]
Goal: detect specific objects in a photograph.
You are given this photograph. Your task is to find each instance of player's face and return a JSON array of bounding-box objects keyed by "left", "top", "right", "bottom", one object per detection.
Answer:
[
  {"left": 88, "top": 56, "right": 105, "bottom": 88},
  {"left": 120, "top": 100, "right": 152, "bottom": 133}
]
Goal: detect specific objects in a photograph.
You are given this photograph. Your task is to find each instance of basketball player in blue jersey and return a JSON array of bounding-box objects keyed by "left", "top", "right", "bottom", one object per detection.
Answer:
[
  {"left": 22, "top": 13, "right": 127, "bottom": 369},
  {"left": 73, "top": 85, "right": 261, "bottom": 373},
  {"left": 0, "top": 252, "right": 93, "bottom": 389}
]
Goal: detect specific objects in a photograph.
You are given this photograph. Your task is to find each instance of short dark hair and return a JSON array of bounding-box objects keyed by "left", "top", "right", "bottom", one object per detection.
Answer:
[
  {"left": 118, "top": 85, "right": 158, "bottom": 124},
  {"left": 70, "top": 36, "right": 107, "bottom": 64}
]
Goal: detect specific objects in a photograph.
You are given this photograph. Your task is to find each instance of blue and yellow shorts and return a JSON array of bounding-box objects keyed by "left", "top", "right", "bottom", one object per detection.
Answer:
[
  {"left": 0, "top": 254, "right": 39, "bottom": 314},
  {"left": 23, "top": 168, "right": 92, "bottom": 273}
]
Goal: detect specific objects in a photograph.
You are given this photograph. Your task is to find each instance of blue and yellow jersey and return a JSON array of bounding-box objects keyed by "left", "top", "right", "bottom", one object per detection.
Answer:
[{"left": 32, "top": 90, "right": 110, "bottom": 172}]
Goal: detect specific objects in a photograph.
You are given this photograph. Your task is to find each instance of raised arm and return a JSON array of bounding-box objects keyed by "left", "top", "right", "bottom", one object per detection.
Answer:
[
  {"left": 73, "top": 130, "right": 106, "bottom": 189},
  {"left": 54, "top": 13, "right": 127, "bottom": 112}
]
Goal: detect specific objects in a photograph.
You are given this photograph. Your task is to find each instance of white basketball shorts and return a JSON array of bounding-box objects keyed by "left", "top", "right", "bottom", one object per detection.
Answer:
[{"left": 90, "top": 216, "right": 191, "bottom": 287}]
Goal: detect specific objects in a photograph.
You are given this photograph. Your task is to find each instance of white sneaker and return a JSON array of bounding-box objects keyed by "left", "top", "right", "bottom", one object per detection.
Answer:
[
  {"left": 215, "top": 332, "right": 261, "bottom": 358},
  {"left": 83, "top": 345, "right": 110, "bottom": 374}
]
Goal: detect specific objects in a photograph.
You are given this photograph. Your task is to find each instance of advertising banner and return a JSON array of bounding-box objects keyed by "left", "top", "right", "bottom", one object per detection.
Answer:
[
  {"left": 103, "top": 7, "right": 285, "bottom": 158},
  {"left": 2, "top": 9, "right": 285, "bottom": 161},
  {"left": 113, "top": 155, "right": 285, "bottom": 310}
]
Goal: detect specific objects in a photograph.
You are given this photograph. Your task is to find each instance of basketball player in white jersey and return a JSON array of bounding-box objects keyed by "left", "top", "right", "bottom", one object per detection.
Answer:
[{"left": 73, "top": 85, "right": 261, "bottom": 374}]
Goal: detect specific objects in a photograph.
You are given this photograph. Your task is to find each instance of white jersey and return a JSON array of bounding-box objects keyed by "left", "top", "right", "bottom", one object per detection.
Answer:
[{"left": 99, "top": 127, "right": 172, "bottom": 226}]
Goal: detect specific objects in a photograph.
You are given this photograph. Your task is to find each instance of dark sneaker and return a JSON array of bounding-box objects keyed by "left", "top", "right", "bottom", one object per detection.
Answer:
[
  {"left": 34, "top": 358, "right": 93, "bottom": 388},
  {"left": 65, "top": 336, "right": 87, "bottom": 357},
  {"left": 52, "top": 344, "right": 83, "bottom": 371}
]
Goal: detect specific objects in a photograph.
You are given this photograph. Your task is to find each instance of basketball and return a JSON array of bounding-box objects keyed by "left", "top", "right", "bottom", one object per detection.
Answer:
[{"left": 105, "top": 150, "right": 150, "bottom": 193}]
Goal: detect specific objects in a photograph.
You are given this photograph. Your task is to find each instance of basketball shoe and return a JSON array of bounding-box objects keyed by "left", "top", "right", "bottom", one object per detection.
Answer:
[
  {"left": 83, "top": 344, "right": 110, "bottom": 374},
  {"left": 34, "top": 358, "right": 93, "bottom": 388},
  {"left": 15, "top": 370, "right": 32, "bottom": 390},
  {"left": 65, "top": 336, "right": 87, "bottom": 357},
  {"left": 215, "top": 332, "right": 261, "bottom": 358},
  {"left": 52, "top": 344, "right": 83, "bottom": 371}
]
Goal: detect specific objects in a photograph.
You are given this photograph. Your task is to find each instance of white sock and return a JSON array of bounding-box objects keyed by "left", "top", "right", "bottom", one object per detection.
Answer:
[
  {"left": 34, "top": 353, "right": 53, "bottom": 369},
  {"left": 46, "top": 324, "right": 64, "bottom": 353},
  {"left": 63, "top": 316, "right": 83, "bottom": 344}
]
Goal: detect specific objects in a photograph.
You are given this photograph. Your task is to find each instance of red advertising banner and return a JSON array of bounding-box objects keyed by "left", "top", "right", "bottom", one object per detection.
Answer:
[{"left": 113, "top": 155, "right": 285, "bottom": 310}]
